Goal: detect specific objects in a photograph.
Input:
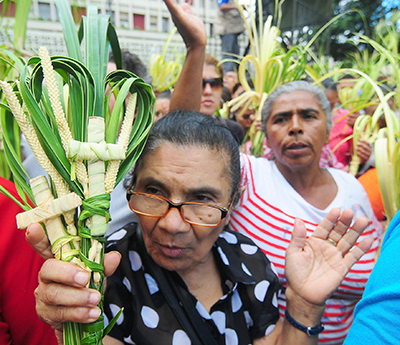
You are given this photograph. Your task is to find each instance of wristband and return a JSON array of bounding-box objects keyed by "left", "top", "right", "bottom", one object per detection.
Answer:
[{"left": 284, "top": 309, "right": 325, "bottom": 337}]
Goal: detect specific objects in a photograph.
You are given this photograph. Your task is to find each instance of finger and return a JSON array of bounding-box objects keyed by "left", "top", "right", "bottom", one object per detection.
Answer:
[
  {"left": 343, "top": 236, "right": 374, "bottom": 269},
  {"left": 312, "top": 208, "right": 341, "bottom": 239},
  {"left": 288, "top": 218, "right": 307, "bottom": 253},
  {"left": 104, "top": 251, "right": 121, "bottom": 277},
  {"left": 326, "top": 209, "right": 355, "bottom": 243},
  {"left": 26, "top": 223, "right": 54, "bottom": 259},
  {"left": 336, "top": 216, "right": 369, "bottom": 253},
  {"left": 36, "top": 299, "right": 102, "bottom": 328},
  {"left": 39, "top": 259, "right": 91, "bottom": 287}
]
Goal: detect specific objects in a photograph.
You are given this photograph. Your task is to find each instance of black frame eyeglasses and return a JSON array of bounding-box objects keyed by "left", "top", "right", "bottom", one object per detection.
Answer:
[
  {"left": 126, "top": 191, "right": 235, "bottom": 227},
  {"left": 202, "top": 78, "right": 223, "bottom": 89}
]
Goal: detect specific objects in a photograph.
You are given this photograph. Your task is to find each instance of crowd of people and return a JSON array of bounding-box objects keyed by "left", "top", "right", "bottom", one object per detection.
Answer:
[{"left": 1, "top": 0, "right": 399, "bottom": 344}]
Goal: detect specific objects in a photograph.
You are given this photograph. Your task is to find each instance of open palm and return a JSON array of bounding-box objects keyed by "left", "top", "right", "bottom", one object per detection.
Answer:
[{"left": 285, "top": 208, "right": 374, "bottom": 306}]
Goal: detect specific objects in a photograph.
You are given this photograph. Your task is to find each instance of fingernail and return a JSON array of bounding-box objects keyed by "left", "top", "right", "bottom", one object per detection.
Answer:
[
  {"left": 75, "top": 271, "right": 89, "bottom": 286},
  {"left": 89, "top": 292, "right": 101, "bottom": 305},
  {"left": 89, "top": 308, "right": 101, "bottom": 320}
]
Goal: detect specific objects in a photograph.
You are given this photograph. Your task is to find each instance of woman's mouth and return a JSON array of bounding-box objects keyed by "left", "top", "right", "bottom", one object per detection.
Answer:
[
  {"left": 285, "top": 142, "right": 309, "bottom": 155},
  {"left": 157, "top": 243, "right": 187, "bottom": 258}
]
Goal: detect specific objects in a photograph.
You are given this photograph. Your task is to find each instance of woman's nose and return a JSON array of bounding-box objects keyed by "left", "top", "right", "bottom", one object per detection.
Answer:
[
  {"left": 157, "top": 207, "right": 190, "bottom": 234},
  {"left": 289, "top": 114, "right": 303, "bottom": 134}
]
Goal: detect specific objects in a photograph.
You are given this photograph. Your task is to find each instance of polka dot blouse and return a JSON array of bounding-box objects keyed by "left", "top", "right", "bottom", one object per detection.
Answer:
[{"left": 104, "top": 223, "right": 282, "bottom": 344}]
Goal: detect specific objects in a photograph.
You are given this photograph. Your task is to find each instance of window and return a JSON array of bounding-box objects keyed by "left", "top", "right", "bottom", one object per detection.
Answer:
[
  {"left": 162, "top": 17, "right": 169, "bottom": 32},
  {"left": 38, "top": 2, "right": 51, "bottom": 21},
  {"left": 0, "top": 1, "right": 16, "bottom": 17},
  {"left": 134, "top": 14, "right": 145, "bottom": 30},
  {"left": 150, "top": 15, "right": 157, "bottom": 30},
  {"left": 120, "top": 12, "right": 129, "bottom": 28}
]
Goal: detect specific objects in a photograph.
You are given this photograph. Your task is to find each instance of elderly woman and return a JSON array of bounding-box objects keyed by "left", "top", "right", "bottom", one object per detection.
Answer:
[
  {"left": 229, "top": 81, "right": 382, "bottom": 345},
  {"left": 29, "top": 110, "right": 372, "bottom": 345}
]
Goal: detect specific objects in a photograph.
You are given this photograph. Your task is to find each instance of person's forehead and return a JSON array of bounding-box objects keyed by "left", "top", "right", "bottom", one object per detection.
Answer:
[
  {"left": 138, "top": 143, "right": 232, "bottom": 195},
  {"left": 272, "top": 91, "right": 322, "bottom": 111},
  {"left": 203, "top": 64, "right": 220, "bottom": 78}
]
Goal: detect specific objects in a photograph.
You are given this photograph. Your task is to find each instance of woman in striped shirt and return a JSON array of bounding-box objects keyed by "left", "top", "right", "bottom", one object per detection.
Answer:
[{"left": 229, "top": 81, "right": 382, "bottom": 345}]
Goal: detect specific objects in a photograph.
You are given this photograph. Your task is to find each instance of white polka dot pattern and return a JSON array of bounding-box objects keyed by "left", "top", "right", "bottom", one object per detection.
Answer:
[
  {"left": 265, "top": 324, "right": 276, "bottom": 336},
  {"left": 172, "top": 330, "right": 191, "bottom": 345},
  {"left": 240, "top": 243, "right": 258, "bottom": 255},
  {"left": 254, "top": 280, "right": 270, "bottom": 302},
  {"left": 231, "top": 290, "right": 242, "bottom": 313},
  {"left": 141, "top": 306, "right": 160, "bottom": 329},
  {"left": 211, "top": 311, "right": 226, "bottom": 334},
  {"left": 107, "top": 229, "right": 127, "bottom": 241},
  {"left": 129, "top": 250, "right": 142, "bottom": 271},
  {"left": 144, "top": 273, "right": 159, "bottom": 294},
  {"left": 123, "top": 277, "right": 131, "bottom": 292},
  {"left": 241, "top": 263, "right": 252, "bottom": 276},
  {"left": 219, "top": 231, "right": 238, "bottom": 244},
  {"left": 218, "top": 247, "right": 229, "bottom": 265},
  {"left": 123, "top": 335, "right": 136, "bottom": 344},
  {"left": 225, "top": 328, "right": 239, "bottom": 345},
  {"left": 196, "top": 301, "right": 211, "bottom": 319},
  {"left": 110, "top": 304, "right": 124, "bottom": 325},
  {"left": 272, "top": 292, "right": 278, "bottom": 308},
  {"left": 244, "top": 311, "right": 254, "bottom": 328}
]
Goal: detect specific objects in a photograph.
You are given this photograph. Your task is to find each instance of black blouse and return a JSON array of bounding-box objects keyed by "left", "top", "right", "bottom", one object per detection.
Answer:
[{"left": 104, "top": 223, "right": 281, "bottom": 345}]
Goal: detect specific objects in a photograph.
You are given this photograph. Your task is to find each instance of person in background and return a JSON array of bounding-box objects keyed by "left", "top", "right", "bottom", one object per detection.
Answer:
[
  {"left": 108, "top": 49, "right": 153, "bottom": 86},
  {"left": 214, "top": 0, "right": 245, "bottom": 74},
  {"left": 200, "top": 53, "right": 245, "bottom": 144},
  {"left": 0, "top": 176, "right": 58, "bottom": 345},
  {"left": 155, "top": 90, "right": 171, "bottom": 121},
  {"left": 229, "top": 81, "right": 381, "bottom": 345}
]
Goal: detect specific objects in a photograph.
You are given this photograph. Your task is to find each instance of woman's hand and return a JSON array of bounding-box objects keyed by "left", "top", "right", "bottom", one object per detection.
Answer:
[
  {"left": 285, "top": 208, "right": 373, "bottom": 307},
  {"left": 26, "top": 223, "right": 121, "bottom": 332},
  {"left": 356, "top": 139, "right": 372, "bottom": 165},
  {"left": 163, "top": 0, "right": 206, "bottom": 50}
]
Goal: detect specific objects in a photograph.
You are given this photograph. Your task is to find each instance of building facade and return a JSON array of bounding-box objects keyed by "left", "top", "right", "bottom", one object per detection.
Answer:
[{"left": 0, "top": 0, "right": 247, "bottom": 68}]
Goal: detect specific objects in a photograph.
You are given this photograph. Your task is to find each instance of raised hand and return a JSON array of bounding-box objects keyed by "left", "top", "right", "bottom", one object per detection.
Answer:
[
  {"left": 163, "top": 0, "right": 207, "bottom": 49},
  {"left": 285, "top": 208, "right": 373, "bottom": 307}
]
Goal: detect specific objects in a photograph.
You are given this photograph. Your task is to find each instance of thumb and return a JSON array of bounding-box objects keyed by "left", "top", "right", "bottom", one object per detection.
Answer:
[
  {"left": 289, "top": 218, "right": 308, "bottom": 253},
  {"left": 26, "top": 223, "right": 54, "bottom": 260}
]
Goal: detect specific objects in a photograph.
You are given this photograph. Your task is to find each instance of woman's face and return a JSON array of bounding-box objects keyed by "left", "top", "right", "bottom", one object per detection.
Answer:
[
  {"left": 132, "top": 143, "right": 232, "bottom": 276},
  {"left": 265, "top": 91, "right": 330, "bottom": 171},
  {"left": 200, "top": 64, "right": 223, "bottom": 115}
]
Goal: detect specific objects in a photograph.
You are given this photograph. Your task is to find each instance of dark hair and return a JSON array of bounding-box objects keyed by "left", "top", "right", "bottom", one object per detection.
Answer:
[
  {"left": 156, "top": 90, "right": 172, "bottom": 100},
  {"left": 109, "top": 50, "right": 153, "bottom": 85},
  {"left": 261, "top": 81, "right": 332, "bottom": 135},
  {"left": 128, "top": 109, "right": 241, "bottom": 202}
]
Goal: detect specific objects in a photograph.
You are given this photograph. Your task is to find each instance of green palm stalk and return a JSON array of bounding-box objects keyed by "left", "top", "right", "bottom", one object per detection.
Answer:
[
  {"left": 0, "top": 0, "right": 154, "bottom": 343},
  {"left": 149, "top": 27, "right": 184, "bottom": 92}
]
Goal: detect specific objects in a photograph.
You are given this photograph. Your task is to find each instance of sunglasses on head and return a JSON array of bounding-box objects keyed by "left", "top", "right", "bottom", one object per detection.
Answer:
[{"left": 202, "top": 78, "right": 223, "bottom": 88}]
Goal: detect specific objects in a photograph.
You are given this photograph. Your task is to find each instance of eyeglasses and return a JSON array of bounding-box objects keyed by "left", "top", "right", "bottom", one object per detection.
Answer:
[
  {"left": 202, "top": 78, "right": 223, "bottom": 89},
  {"left": 126, "top": 191, "right": 234, "bottom": 227}
]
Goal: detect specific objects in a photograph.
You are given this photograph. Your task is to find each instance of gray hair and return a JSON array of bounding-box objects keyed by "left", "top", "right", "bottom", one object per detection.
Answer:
[{"left": 261, "top": 81, "right": 332, "bottom": 136}]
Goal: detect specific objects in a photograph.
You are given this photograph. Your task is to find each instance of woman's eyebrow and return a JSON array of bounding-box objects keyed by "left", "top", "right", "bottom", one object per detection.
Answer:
[{"left": 185, "top": 187, "right": 223, "bottom": 199}]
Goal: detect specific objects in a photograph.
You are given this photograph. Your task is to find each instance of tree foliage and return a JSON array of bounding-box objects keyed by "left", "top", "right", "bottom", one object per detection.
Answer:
[{"left": 328, "top": 0, "right": 398, "bottom": 62}]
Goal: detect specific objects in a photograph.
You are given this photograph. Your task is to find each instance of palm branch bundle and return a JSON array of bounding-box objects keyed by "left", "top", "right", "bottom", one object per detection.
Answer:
[
  {"left": 0, "top": 0, "right": 154, "bottom": 343},
  {"left": 148, "top": 27, "right": 184, "bottom": 93}
]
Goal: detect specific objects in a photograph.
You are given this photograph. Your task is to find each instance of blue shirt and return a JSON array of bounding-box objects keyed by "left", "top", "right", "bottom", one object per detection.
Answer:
[{"left": 344, "top": 210, "right": 400, "bottom": 345}]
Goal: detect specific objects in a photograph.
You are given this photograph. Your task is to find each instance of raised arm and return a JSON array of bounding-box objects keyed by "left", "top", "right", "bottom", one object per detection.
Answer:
[{"left": 164, "top": 0, "right": 205, "bottom": 112}]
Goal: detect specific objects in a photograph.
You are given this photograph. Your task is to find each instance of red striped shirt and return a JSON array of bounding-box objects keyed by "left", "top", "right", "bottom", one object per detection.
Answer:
[{"left": 229, "top": 154, "right": 381, "bottom": 345}]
